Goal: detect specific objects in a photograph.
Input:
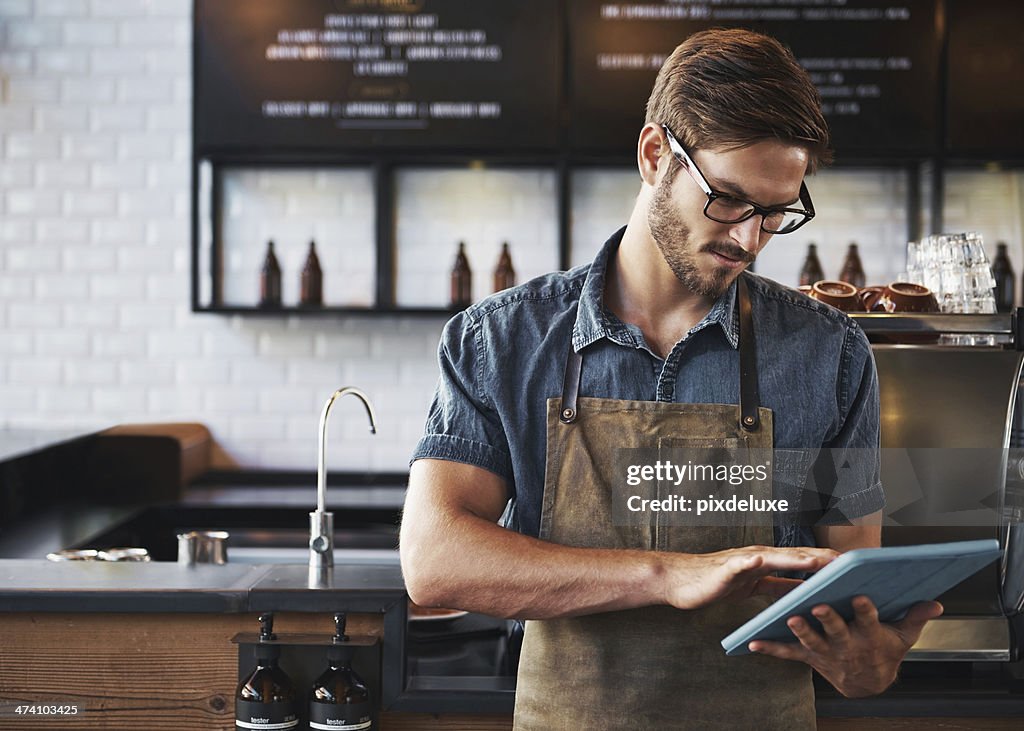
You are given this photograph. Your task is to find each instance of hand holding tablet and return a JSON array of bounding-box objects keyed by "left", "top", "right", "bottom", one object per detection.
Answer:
[{"left": 721, "top": 539, "right": 1001, "bottom": 656}]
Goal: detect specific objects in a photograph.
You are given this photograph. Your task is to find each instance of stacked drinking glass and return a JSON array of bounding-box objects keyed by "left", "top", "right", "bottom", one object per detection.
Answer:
[{"left": 904, "top": 232, "right": 997, "bottom": 314}]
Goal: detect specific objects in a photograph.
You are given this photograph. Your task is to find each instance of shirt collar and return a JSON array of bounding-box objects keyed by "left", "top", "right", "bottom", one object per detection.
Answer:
[{"left": 572, "top": 227, "right": 740, "bottom": 352}]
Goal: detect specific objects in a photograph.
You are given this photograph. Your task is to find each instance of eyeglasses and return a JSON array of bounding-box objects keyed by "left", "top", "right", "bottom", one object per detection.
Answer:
[{"left": 661, "top": 125, "right": 815, "bottom": 235}]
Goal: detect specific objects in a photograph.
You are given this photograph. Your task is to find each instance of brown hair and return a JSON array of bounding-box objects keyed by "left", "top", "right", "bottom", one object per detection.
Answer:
[{"left": 645, "top": 28, "right": 832, "bottom": 172}]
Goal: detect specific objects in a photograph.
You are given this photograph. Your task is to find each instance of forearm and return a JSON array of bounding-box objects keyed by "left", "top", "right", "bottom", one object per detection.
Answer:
[{"left": 401, "top": 507, "right": 666, "bottom": 620}]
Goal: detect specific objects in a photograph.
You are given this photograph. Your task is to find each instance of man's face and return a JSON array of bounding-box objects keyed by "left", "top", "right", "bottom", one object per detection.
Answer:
[{"left": 647, "top": 139, "right": 809, "bottom": 298}]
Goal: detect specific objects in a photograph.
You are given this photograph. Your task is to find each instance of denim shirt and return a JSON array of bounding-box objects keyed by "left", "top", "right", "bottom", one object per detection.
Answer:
[{"left": 412, "top": 227, "right": 884, "bottom": 547}]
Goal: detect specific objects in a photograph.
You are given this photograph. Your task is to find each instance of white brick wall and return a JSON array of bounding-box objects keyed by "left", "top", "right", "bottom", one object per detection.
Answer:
[{"left": 2, "top": 1, "right": 1023, "bottom": 472}]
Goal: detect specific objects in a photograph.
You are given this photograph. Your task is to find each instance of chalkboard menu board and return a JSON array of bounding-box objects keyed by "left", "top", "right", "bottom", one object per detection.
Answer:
[
  {"left": 567, "top": 0, "right": 941, "bottom": 157},
  {"left": 947, "top": 0, "right": 1024, "bottom": 156},
  {"left": 195, "top": 0, "right": 561, "bottom": 151}
]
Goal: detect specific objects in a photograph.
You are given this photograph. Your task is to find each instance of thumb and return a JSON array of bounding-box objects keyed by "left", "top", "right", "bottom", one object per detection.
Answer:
[
  {"left": 728, "top": 553, "right": 763, "bottom": 578},
  {"left": 894, "top": 601, "right": 943, "bottom": 642}
]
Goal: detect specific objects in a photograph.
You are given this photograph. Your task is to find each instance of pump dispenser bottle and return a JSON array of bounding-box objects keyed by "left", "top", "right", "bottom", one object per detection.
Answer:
[
  {"left": 235, "top": 613, "right": 299, "bottom": 730},
  {"left": 309, "top": 613, "right": 373, "bottom": 730}
]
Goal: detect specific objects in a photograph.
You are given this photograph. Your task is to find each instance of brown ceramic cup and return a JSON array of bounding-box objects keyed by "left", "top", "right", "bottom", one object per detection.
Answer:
[
  {"left": 876, "top": 282, "right": 940, "bottom": 313},
  {"left": 809, "top": 280, "right": 866, "bottom": 312},
  {"left": 858, "top": 285, "right": 887, "bottom": 312}
]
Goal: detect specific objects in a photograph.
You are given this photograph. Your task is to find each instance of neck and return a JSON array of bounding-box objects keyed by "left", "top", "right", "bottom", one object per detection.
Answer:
[{"left": 604, "top": 207, "right": 720, "bottom": 358}]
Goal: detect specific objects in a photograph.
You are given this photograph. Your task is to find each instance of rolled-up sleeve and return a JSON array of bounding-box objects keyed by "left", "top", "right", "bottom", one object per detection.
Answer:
[
  {"left": 818, "top": 323, "right": 885, "bottom": 523},
  {"left": 411, "top": 311, "right": 513, "bottom": 482}
]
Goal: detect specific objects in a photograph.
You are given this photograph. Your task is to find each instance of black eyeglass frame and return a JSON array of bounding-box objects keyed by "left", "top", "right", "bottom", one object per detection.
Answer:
[{"left": 661, "top": 124, "right": 815, "bottom": 234}]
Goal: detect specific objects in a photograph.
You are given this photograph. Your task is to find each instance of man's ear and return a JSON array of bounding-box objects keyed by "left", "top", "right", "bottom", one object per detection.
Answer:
[{"left": 637, "top": 123, "right": 667, "bottom": 187}]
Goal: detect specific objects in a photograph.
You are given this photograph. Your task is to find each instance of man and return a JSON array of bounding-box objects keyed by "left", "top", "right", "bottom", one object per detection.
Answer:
[{"left": 400, "top": 29, "right": 941, "bottom": 729}]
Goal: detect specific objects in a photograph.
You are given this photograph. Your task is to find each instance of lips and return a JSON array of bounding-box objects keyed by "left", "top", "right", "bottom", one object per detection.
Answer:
[{"left": 709, "top": 249, "right": 748, "bottom": 269}]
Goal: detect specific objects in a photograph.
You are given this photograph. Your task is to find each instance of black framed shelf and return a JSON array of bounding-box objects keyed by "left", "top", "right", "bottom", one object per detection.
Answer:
[{"left": 194, "top": 305, "right": 462, "bottom": 317}]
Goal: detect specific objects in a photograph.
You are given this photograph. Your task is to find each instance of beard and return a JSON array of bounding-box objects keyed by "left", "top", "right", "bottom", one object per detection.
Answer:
[{"left": 647, "top": 170, "right": 755, "bottom": 299}]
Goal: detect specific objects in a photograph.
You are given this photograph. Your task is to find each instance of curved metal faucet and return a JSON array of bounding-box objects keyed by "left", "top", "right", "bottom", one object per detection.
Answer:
[{"left": 310, "top": 387, "right": 377, "bottom": 570}]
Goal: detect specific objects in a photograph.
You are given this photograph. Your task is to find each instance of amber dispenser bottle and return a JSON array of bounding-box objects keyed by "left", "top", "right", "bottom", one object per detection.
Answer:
[
  {"left": 309, "top": 614, "right": 373, "bottom": 730},
  {"left": 235, "top": 614, "right": 299, "bottom": 730},
  {"left": 450, "top": 241, "right": 472, "bottom": 308}
]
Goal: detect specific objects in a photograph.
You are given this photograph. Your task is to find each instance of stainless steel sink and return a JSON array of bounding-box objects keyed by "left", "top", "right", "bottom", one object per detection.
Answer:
[{"left": 67, "top": 504, "right": 400, "bottom": 564}]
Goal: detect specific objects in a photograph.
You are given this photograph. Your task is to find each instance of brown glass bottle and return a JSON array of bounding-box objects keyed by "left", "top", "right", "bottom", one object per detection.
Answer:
[
  {"left": 799, "top": 243, "right": 825, "bottom": 286},
  {"left": 300, "top": 240, "right": 323, "bottom": 307},
  {"left": 838, "top": 242, "right": 866, "bottom": 288},
  {"left": 993, "top": 242, "right": 1016, "bottom": 312},
  {"left": 259, "top": 240, "right": 282, "bottom": 308},
  {"left": 310, "top": 614, "right": 373, "bottom": 731},
  {"left": 450, "top": 241, "right": 472, "bottom": 308},
  {"left": 493, "top": 242, "right": 516, "bottom": 293},
  {"left": 236, "top": 614, "right": 298, "bottom": 730}
]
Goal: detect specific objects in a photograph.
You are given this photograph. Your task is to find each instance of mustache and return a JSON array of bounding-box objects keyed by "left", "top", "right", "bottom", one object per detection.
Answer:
[{"left": 702, "top": 242, "right": 755, "bottom": 264}]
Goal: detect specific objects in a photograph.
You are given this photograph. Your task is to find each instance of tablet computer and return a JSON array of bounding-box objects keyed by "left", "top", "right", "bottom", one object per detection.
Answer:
[{"left": 721, "top": 539, "right": 1001, "bottom": 656}]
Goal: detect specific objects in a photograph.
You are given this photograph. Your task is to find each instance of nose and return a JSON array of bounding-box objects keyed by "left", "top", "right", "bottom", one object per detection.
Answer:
[{"left": 730, "top": 215, "right": 764, "bottom": 254}]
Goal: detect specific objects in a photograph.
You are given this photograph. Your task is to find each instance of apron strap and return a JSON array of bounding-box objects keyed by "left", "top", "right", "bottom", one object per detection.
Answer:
[
  {"left": 559, "top": 342, "right": 583, "bottom": 424},
  {"left": 560, "top": 276, "right": 761, "bottom": 430},
  {"left": 737, "top": 275, "right": 761, "bottom": 432}
]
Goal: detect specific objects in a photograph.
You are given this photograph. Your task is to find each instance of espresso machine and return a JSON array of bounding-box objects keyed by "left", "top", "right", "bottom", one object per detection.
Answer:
[{"left": 854, "top": 312, "right": 1024, "bottom": 662}]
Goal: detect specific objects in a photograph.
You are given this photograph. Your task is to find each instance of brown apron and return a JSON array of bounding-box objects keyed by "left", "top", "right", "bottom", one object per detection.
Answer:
[{"left": 513, "top": 277, "right": 815, "bottom": 730}]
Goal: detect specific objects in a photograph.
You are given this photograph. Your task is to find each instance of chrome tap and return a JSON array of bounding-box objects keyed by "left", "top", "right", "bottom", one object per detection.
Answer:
[{"left": 310, "top": 387, "right": 377, "bottom": 570}]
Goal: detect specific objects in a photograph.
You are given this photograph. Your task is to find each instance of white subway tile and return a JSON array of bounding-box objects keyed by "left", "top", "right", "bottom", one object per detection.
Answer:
[
  {"left": 63, "top": 360, "right": 118, "bottom": 386},
  {"left": 63, "top": 20, "right": 117, "bottom": 46},
  {"left": 63, "top": 303, "right": 118, "bottom": 328},
  {"left": 36, "top": 49, "right": 90, "bottom": 74},
  {"left": 39, "top": 0, "right": 89, "bottom": 14},
  {"left": 35, "top": 106, "right": 90, "bottom": 133},
  {"left": 62, "top": 246, "right": 116, "bottom": 272},
  {"left": 117, "top": 77, "right": 173, "bottom": 103},
  {"left": 118, "top": 189, "right": 174, "bottom": 215},
  {"left": 143, "top": 272, "right": 184, "bottom": 300},
  {"left": 91, "top": 219, "right": 145, "bottom": 245},
  {"left": 0, "top": 220, "right": 34, "bottom": 244},
  {"left": 0, "top": 161, "right": 32, "bottom": 187},
  {"left": 144, "top": 47, "right": 189, "bottom": 75},
  {"left": 0, "top": 107, "right": 34, "bottom": 133},
  {"left": 0, "top": 0, "right": 32, "bottom": 16},
  {"left": 201, "top": 330, "right": 258, "bottom": 357},
  {"left": 5, "top": 245, "right": 60, "bottom": 271},
  {"left": 204, "top": 388, "right": 258, "bottom": 414},
  {"left": 175, "top": 359, "right": 230, "bottom": 385},
  {"left": 122, "top": 355, "right": 176, "bottom": 385},
  {"left": 116, "top": 245, "right": 173, "bottom": 272},
  {"left": 37, "top": 218, "right": 89, "bottom": 242},
  {"left": 92, "top": 332, "right": 145, "bottom": 358},
  {"left": 9, "top": 359, "right": 62, "bottom": 385},
  {"left": 7, "top": 78, "right": 60, "bottom": 103},
  {"left": 145, "top": 103, "right": 188, "bottom": 131},
  {"left": 90, "top": 273, "right": 145, "bottom": 299},
  {"left": 0, "top": 332, "right": 33, "bottom": 356},
  {"left": 0, "top": 50, "right": 32, "bottom": 73},
  {"left": 145, "top": 160, "right": 189, "bottom": 188},
  {"left": 35, "top": 274, "right": 90, "bottom": 299},
  {"left": 119, "top": 303, "right": 176, "bottom": 329},
  {"left": 91, "top": 161, "right": 147, "bottom": 188},
  {"left": 145, "top": 218, "right": 188, "bottom": 245},
  {"left": 89, "top": 0, "right": 141, "bottom": 15},
  {"left": 63, "top": 190, "right": 117, "bottom": 216},
  {"left": 147, "top": 331, "right": 202, "bottom": 358},
  {"left": 89, "top": 48, "right": 144, "bottom": 74},
  {"left": 148, "top": 387, "right": 204, "bottom": 414},
  {"left": 5, "top": 20, "right": 62, "bottom": 47},
  {"left": 61, "top": 78, "right": 115, "bottom": 103},
  {"left": 36, "top": 161, "right": 87, "bottom": 188},
  {"left": 6, "top": 190, "right": 60, "bottom": 217},
  {"left": 6, "top": 134, "right": 61, "bottom": 159},
  {"left": 90, "top": 106, "right": 145, "bottom": 133},
  {"left": 258, "top": 331, "right": 316, "bottom": 358},
  {"left": 62, "top": 133, "right": 117, "bottom": 160},
  {"left": 38, "top": 389, "right": 91, "bottom": 412},
  {"left": 0, "top": 386, "right": 36, "bottom": 412},
  {"left": 228, "top": 360, "right": 288, "bottom": 386},
  {"left": 228, "top": 417, "right": 286, "bottom": 441},
  {"left": 93, "top": 387, "right": 146, "bottom": 414},
  {"left": 35, "top": 330, "right": 90, "bottom": 357},
  {"left": 313, "top": 332, "right": 372, "bottom": 360}
]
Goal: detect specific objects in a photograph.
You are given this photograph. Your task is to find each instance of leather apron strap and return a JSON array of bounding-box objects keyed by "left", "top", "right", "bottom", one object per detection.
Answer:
[{"left": 560, "top": 275, "right": 761, "bottom": 429}]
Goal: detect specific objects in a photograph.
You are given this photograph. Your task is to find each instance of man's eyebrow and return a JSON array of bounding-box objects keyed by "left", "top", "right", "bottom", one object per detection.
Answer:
[{"left": 709, "top": 177, "right": 800, "bottom": 208}]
